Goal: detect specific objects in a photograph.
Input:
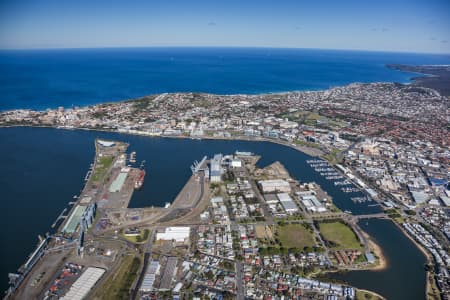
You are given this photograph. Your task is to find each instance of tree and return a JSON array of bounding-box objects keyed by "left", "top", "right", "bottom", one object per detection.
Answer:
[
  {"left": 278, "top": 220, "right": 286, "bottom": 226},
  {"left": 424, "top": 264, "right": 433, "bottom": 272},
  {"left": 259, "top": 248, "right": 268, "bottom": 256},
  {"left": 204, "top": 270, "right": 214, "bottom": 280},
  {"left": 304, "top": 246, "right": 313, "bottom": 253},
  {"left": 405, "top": 210, "right": 416, "bottom": 216}
]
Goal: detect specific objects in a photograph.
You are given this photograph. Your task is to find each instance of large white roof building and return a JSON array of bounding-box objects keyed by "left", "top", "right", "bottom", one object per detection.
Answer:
[
  {"left": 62, "top": 267, "right": 105, "bottom": 300},
  {"left": 277, "top": 193, "right": 299, "bottom": 214},
  {"left": 258, "top": 179, "right": 291, "bottom": 193},
  {"left": 156, "top": 227, "right": 191, "bottom": 242}
]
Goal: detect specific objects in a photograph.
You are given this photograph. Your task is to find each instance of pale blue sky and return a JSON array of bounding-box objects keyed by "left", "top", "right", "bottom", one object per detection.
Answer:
[{"left": 0, "top": 0, "right": 449, "bottom": 53}]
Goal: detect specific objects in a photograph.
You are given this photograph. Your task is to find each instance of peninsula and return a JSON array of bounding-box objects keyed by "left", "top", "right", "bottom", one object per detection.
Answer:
[{"left": 387, "top": 64, "right": 450, "bottom": 96}]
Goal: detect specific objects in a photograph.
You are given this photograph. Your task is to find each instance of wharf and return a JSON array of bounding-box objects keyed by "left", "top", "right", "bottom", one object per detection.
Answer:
[
  {"left": 7, "top": 139, "right": 143, "bottom": 299},
  {"left": 171, "top": 173, "right": 204, "bottom": 209},
  {"left": 97, "top": 168, "right": 142, "bottom": 209},
  {"left": 157, "top": 172, "right": 210, "bottom": 224}
]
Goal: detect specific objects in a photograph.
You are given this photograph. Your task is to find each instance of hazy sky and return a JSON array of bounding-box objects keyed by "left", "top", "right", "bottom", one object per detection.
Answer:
[{"left": 0, "top": 0, "right": 449, "bottom": 53}]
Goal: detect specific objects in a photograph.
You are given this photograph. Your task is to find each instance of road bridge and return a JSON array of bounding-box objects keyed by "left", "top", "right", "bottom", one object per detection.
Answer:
[{"left": 354, "top": 213, "right": 389, "bottom": 220}]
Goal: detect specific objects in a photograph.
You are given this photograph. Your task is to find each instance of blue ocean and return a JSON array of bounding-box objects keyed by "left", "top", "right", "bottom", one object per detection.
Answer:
[{"left": 1, "top": 47, "right": 449, "bottom": 111}]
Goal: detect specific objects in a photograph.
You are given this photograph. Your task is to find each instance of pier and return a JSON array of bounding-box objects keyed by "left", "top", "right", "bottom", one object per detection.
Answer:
[{"left": 51, "top": 208, "right": 67, "bottom": 228}]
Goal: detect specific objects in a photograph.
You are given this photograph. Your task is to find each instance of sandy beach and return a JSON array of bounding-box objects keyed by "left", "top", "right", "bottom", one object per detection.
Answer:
[{"left": 367, "top": 238, "right": 388, "bottom": 271}]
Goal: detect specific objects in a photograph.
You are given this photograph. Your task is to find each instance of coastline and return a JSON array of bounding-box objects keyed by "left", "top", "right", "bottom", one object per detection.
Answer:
[
  {"left": 386, "top": 64, "right": 450, "bottom": 96},
  {"left": 393, "top": 221, "right": 431, "bottom": 265},
  {"left": 321, "top": 232, "right": 388, "bottom": 275},
  {"left": 367, "top": 237, "right": 387, "bottom": 271},
  {"left": 3, "top": 50, "right": 445, "bottom": 112},
  {"left": 1, "top": 62, "right": 447, "bottom": 114},
  {"left": 356, "top": 289, "right": 387, "bottom": 300},
  {"left": 324, "top": 219, "right": 432, "bottom": 299},
  {"left": 0, "top": 79, "right": 412, "bottom": 114}
]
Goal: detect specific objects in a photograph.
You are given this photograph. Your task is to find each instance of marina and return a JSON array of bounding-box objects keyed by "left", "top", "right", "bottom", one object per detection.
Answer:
[
  {"left": 340, "top": 187, "right": 360, "bottom": 193},
  {"left": 307, "top": 160, "right": 363, "bottom": 198},
  {"left": 350, "top": 196, "right": 372, "bottom": 204}
]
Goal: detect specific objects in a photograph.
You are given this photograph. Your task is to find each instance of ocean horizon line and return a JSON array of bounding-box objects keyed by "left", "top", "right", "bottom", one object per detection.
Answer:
[{"left": 1, "top": 45, "right": 449, "bottom": 56}]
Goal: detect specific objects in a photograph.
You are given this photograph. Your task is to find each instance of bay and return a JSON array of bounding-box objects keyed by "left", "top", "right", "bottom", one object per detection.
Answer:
[{"left": 1, "top": 47, "right": 450, "bottom": 111}]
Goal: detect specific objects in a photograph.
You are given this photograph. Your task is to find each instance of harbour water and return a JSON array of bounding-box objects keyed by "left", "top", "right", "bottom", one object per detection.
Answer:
[
  {"left": 0, "top": 127, "right": 425, "bottom": 297},
  {"left": 326, "top": 219, "right": 427, "bottom": 300},
  {"left": 1, "top": 47, "right": 450, "bottom": 111}
]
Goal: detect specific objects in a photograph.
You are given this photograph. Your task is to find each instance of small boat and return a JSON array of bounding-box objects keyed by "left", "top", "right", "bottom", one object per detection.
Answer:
[{"left": 129, "top": 151, "right": 137, "bottom": 163}]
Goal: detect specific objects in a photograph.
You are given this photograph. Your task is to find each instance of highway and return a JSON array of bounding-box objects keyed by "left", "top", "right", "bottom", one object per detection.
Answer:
[
  {"left": 231, "top": 221, "right": 245, "bottom": 300},
  {"left": 235, "top": 260, "right": 244, "bottom": 300},
  {"left": 131, "top": 229, "right": 156, "bottom": 300}
]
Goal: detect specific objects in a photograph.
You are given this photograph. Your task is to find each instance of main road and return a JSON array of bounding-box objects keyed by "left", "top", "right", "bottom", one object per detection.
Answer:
[
  {"left": 235, "top": 259, "right": 244, "bottom": 300},
  {"left": 131, "top": 229, "right": 156, "bottom": 300}
]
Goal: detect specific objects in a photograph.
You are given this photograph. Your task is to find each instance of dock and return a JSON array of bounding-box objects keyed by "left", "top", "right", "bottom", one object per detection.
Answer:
[{"left": 51, "top": 208, "right": 67, "bottom": 228}]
